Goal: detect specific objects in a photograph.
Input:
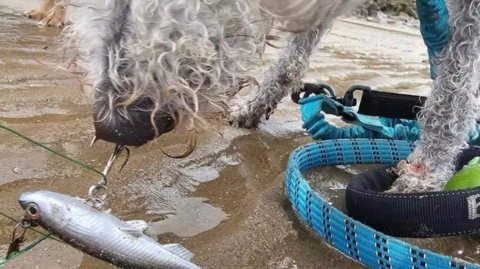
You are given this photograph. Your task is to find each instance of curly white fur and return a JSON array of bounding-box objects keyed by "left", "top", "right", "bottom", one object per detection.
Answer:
[
  {"left": 54, "top": 0, "right": 480, "bottom": 193},
  {"left": 62, "top": 0, "right": 272, "bottom": 135},
  {"left": 59, "top": 0, "right": 364, "bottom": 136},
  {"left": 249, "top": 0, "right": 365, "bottom": 32},
  {"left": 389, "top": 0, "right": 480, "bottom": 193},
  {"left": 230, "top": 25, "right": 328, "bottom": 128}
]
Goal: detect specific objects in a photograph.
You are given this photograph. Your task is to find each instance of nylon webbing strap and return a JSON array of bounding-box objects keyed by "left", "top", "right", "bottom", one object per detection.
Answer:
[
  {"left": 357, "top": 90, "right": 427, "bottom": 120},
  {"left": 286, "top": 139, "right": 480, "bottom": 269},
  {"left": 347, "top": 148, "right": 480, "bottom": 238}
]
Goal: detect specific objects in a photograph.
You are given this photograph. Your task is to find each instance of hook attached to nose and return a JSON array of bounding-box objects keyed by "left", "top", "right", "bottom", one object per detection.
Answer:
[
  {"left": 88, "top": 144, "right": 130, "bottom": 209},
  {"left": 104, "top": 144, "right": 130, "bottom": 175}
]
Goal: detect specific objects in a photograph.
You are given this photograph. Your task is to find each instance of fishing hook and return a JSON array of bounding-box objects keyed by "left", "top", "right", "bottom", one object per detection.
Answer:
[
  {"left": 87, "top": 144, "right": 130, "bottom": 207},
  {"left": 6, "top": 218, "right": 31, "bottom": 258}
]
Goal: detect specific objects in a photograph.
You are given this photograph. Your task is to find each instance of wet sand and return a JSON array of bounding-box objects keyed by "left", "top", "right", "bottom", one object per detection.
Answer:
[{"left": 0, "top": 2, "right": 478, "bottom": 269}]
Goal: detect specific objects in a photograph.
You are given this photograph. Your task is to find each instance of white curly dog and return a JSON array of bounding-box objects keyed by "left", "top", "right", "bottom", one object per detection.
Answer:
[{"left": 22, "top": 0, "right": 480, "bottom": 194}]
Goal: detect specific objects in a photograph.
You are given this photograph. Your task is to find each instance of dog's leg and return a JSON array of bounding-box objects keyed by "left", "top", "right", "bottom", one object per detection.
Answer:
[
  {"left": 229, "top": 24, "right": 328, "bottom": 128},
  {"left": 22, "top": 0, "right": 56, "bottom": 21},
  {"left": 388, "top": 0, "right": 480, "bottom": 193},
  {"left": 38, "top": 4, "right": 66, "bottom": 27}
]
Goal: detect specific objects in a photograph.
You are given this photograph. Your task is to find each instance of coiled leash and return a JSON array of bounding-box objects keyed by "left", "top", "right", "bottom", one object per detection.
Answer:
[
  {"left": 285, "top": 77, "right": 480, "bottom": 269},
  {"left": 286, "top": 139, "right": 480, "bottom": 269}
]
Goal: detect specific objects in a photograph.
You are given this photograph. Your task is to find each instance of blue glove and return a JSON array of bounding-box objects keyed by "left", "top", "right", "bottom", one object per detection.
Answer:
[{"left": 416, "top": 0, "right": 450, "bottom": 79}]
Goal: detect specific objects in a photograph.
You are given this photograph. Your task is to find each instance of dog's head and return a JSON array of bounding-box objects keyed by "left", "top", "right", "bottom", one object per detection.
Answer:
[
  {"left": 63, "top": 0, "right": 364, "bottom": 147},
  {"left": 64, "top": 0, "right": 271, "bottom": 146}
]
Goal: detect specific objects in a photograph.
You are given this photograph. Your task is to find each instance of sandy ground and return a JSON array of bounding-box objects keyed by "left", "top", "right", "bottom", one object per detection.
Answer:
[{"left": 0, "top": 1, "right": 479, "bottom": 269}]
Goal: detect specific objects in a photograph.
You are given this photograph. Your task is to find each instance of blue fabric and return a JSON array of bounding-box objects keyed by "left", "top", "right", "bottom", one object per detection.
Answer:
[
  {"left": 299, "top": 94, "right": 480, "bottom": 145},
  {"left": 416, "top": 0, "right": 450, "bottom": 79},
  {"left": 300, "top": 95, "right": 420, "bottom": 141},
  {"left": 300, "top": 95, "right": 381, "bottom": 140},
  {"left": 286, "top": 139, "right": 480, "bottom": 269}
]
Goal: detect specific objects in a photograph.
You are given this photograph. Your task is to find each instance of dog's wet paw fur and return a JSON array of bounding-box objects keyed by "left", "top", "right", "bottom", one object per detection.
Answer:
[
  {"left": 38, "top": 5, "right": 66, "bottom": 28},
  {"left": 22, "top": 0, "right": 65, "bottom": 28},
  {"left": 228, "top": 105, "right": 264, "bottom": 129},
  {"left": 22, "top": 9, "right": 48, "bottom": 21}
]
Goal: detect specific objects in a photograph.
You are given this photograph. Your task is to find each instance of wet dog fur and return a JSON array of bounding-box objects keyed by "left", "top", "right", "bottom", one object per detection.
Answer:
[
  {"left": 27, "top": 0, "right": 364, "bottom": 145},
  {"left": 21, "top": 0, "right": 478, "bottom": 194}
]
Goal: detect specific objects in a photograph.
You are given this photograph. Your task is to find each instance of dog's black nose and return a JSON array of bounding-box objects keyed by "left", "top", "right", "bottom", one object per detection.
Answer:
[{"left": 93, "top": 102, "right": 175, "bottom": 147}]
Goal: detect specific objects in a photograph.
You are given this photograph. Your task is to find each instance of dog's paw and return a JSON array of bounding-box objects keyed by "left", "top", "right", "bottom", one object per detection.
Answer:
[
  {"left": 229, "top": 112, "right": 254, "bottom": 129},
  {"left": 228, "top": 105, "right": 263, "bottom": 129},
  {"left": 386, "top": 162, "right": 441, "bottom": 193},
  {"left": 387, "top": 177, "right": 440, "bottom": 193},
  {"left": 38, "top": 6, "right": 65, "bottom": 28},
  {"left": 22, "top": 9, "right": 47, "bottom": 20},
  {"left": 227, "top": 83, "right": 277, "bottom": 129},
  {"left": 38, "top": 16, "right": 64, "bottom": 27}
]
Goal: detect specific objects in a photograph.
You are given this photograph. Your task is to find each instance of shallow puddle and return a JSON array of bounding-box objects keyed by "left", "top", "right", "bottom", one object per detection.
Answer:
[{"left": 0, "top": 1, "right": 472, "bottom": 269}]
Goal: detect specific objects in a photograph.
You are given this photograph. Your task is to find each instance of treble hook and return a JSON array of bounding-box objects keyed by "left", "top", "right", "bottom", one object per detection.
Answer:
[
  {"left": 88, "top": 144, "right": 130, "bottom": 204},
  {"left": 6, "top": 218, "right": 31, "bottom": 258},
  {"left": 88, "top": 138, "right": 130, "bottom": 168},
  {"left": 104, "top": 144, "right": 130, "bottom": 175},
  {"left": 116, "top": 145, "right": 130, "bottom": 171},
  {"left": 107, "top": 144, "right": 130, "bottom": 173}
]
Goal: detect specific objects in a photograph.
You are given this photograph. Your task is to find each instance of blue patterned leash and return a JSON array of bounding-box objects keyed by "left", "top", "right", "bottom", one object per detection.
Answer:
[
  {"left": 285, "top": 138, "right": 480, "bottom": 269},
  {"left": 416, "top": 0, "right": 450, "bottom": 79},
  {"left": 285, "top": 0, "right": 460, "bottom": 266}
]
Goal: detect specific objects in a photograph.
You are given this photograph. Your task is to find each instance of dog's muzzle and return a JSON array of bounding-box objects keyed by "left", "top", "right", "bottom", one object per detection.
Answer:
[{"left": 93, "top": 100, "right": 175, "bottom": 147}]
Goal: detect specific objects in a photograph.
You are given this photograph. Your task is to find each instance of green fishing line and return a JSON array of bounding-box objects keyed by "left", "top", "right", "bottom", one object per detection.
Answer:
[
  {"left": 0, "top": 233, "right": 51, "bottom": 265},
  {"left": 0, "top": 212, "right": 61, "bottom": 242},
  {"left": 0, "top": 124, "right": 106, "bottom": 182},
  {"left": 0, "top": 123, "right": 107, "bottom": 263}
]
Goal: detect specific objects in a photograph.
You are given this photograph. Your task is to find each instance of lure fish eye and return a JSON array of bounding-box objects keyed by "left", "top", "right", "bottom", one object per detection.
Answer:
[{"left": 26, "top": 203, "right": 41, "bottom": 220}]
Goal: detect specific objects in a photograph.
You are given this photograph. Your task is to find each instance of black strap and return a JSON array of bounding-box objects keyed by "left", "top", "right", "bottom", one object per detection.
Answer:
[
  {"left": 357, "top": 90, "right": 427, "bottom": 120},
  {"left": 346, "top": 148, "right": 480, "bottom": 238}
]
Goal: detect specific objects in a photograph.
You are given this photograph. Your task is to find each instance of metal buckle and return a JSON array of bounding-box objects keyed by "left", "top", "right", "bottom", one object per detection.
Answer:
[
  {"left": 337, "top": 107, "right": 356, "bottom": 122},
  {"left": 291, "top": 83, "right": 337, "bottom": 104},
  {"left": 291, "top": 83, "right": 372, "bottom": 107},
  {"left": 331, "top": 85, "right": 372, "bottom": 107}
]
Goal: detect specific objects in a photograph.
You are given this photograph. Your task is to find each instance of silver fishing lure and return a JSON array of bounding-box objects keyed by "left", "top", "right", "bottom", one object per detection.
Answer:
[{"left": 18, "top": 190, "right": 202, "bottom": 269}]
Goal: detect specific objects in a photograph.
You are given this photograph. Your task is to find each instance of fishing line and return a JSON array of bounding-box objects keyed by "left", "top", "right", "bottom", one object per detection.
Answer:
[
  {"left": 0, "top": 212, "right": 61, "bottom": 242},
  {"left": 0, "top": 123, "right": 107, "bottom": 264},
  {"left": 0, "top": 233, "right": 51, "bottom": 265},
  {"left": 0, "top": 124, "right": 106, "bottom": 183},
  {"left": 0, "top": 211, "right": 54, "bottom": 265}
]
